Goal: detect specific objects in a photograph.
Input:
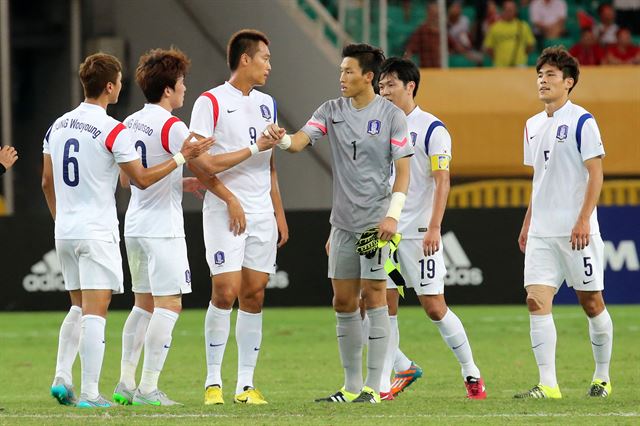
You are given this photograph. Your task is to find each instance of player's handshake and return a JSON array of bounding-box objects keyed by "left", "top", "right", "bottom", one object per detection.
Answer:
[
  {"left": 256, "top": 128, "right": 280, "bottom": 152},
  {"left": 180, "top": 132, "right": 215, "bottom": 161}
]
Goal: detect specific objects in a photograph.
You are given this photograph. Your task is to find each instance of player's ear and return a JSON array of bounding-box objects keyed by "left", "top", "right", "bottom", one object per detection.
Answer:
[
  {"left": 407, "top": 81, "right": 416, "bottom": 94},
  {"left": 564, "top": 77, "right": 574, "bottom": 91}
]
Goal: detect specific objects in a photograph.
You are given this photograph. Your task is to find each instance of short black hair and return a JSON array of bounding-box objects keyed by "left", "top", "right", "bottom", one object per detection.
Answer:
[
  {"left": 379, "top": 57, "right": 420, "bottom": 98},
  {"left": 536, "top": 46, "right": 580, "bottom": 93},
  {"left": 342, "top": 43, "right": 385, "bottom": 88},
  {"left": 227, "top": 29, "right": 269, "bottom": 72}
]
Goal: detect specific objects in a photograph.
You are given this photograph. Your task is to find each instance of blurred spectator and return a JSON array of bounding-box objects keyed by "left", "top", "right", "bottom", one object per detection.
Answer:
[
  {"left": 405, "top": 1, "right": 441, "bottom": 68},
  {"left": 474, "top": 0, "right": 500, "bottom": 50},
  {"left": 529, "top": 0, "right": 567, "bottom": 39},
  {"left": 448, "top": 1, "right": 484, "bottom": 65},
  {"left": 595, "top": 4, "right": 620, "bottom": 45},
  {"left": 604, "top": 27, "right": 640, "bottom": 64},
  {"left": 569, "top": 28, "right": 605, "bottom": 65},
  {"left": 483, "top": 0, "right": 535, "bottom": 67},
  {"left": 614, "top": 0, "right": 640, "bottom": 35}
]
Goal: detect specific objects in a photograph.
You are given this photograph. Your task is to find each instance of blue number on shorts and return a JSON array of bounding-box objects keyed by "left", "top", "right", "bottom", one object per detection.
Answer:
[
  {"left": 62, "top": 138, "right": 80, "bottom": 187},
  {"left": 583, "top": 257, "right": 593, "bottom": 277},
  {"left": 419, "top": 258, "right": 435, "bottom": 279},
  {"left": 135, "top": 140, "right": 148, "bottom": 168},
  {"left": 249, "top": 127, "right": 257, "bottom": 145}
]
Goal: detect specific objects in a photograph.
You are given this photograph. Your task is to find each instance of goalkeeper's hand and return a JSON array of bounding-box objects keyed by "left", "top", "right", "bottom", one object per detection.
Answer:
[{"left": 378, "top": 217, "right": 398, "bottom": 241}]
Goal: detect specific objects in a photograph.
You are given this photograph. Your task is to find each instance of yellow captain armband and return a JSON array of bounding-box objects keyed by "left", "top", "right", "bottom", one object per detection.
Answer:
[{"left": 431, "top": 154, "right": 451, "bottom": 171}]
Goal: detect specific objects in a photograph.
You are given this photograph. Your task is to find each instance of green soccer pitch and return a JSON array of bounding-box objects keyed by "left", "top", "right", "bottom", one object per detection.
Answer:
[{"left": 0, "top": 306, "right": 638, "bottom": 425}]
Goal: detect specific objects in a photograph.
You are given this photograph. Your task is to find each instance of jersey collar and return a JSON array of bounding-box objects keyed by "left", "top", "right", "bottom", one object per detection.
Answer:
[
  {"left": 224, "top": 81, "right": 252, "bottom": 98},
  {"left": 79, "top": 102, "right": 106, "bottom": 114}
]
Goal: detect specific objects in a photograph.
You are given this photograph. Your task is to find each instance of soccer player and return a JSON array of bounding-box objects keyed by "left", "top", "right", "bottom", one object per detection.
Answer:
[
  {"left": 42, "top": 53, "right": 213, "bottom": 408},
  {"left": 515, "top": 47, "right": 613, "bottom": 399},
  {"left": 113, "top": 48, "right": 278, "bottom": 406},
  {"left": 377, "top": 57, "right": 486, "bottom": 400},
  {"left": 265, "top": 43, "right": 414, "bottom": 403},
  {"left": 189, "top": 29, "right": 288, "bottom": 405}
]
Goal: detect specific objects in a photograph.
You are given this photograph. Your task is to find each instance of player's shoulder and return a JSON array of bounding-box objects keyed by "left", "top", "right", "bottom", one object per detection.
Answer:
[
  {"left": 525, "top": 110, "right": 547, "bottom": 128},
  {"left": 566, "top": 101, "right": 594, "bottom": 121}
]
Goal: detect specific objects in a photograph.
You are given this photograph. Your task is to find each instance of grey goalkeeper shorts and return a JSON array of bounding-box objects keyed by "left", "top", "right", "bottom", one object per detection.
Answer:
[{"left": 328, "top": 226, "right": 390, "bottom": 280}]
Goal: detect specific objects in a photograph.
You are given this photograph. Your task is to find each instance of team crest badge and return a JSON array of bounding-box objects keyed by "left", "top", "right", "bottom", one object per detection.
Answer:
[
  {"left": 260, "top": 104, "right": 271, "bottom": 120},
  {"left": 556, "top": 124, "right": 568, "bottom": 142},
  {"left": 185, "top": 270, "right": 192, "bottom": 284},
  {"left": 367, "top": 119, "right": 381, "bottom": 135},
  {"left": 214, "top": 251, "right": 225, "bottom": 266},
  {"left": 410, "top": 132, "right": 417, "bottom": 146}
]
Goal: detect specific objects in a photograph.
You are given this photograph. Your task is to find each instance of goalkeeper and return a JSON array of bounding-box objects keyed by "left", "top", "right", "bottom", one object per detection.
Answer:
[{"left": 263, "top": 43, "right": 413, "bottom": 403}]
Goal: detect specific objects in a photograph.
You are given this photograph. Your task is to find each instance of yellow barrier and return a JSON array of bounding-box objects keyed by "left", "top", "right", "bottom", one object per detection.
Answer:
[
  {"left": 448, "top": 179, "right": 640, "bottom": 208},
  {"left": 417, "top": 66, "right": 640, "bottom": 177}
]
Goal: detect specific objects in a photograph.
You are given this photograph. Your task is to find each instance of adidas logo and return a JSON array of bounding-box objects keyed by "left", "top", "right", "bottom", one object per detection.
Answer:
[
  {"left": 266, "top": 265, "right": 289, "bottom": 289},
  {"left": 22, "top": 249, "right": 66, "bottom": 292},
  {"left": 442, "top": 232, "right": 483, "bottom": 286}
]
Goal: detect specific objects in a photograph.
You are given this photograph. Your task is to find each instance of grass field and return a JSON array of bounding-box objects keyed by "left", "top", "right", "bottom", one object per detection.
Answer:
[{"left": 0, "top": 305, "right": 638, "bottom": 425}]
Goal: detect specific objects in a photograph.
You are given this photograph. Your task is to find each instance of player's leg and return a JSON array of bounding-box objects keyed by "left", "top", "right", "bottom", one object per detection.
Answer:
[
  {"left": 380, "top": 287, "right": 399, "bottom": 400},
  {"left": 51, "top": 288, "right": 82, "bottom": 406},
  {"left": 115, "top": 237, "right": 153, "bottom": 405}
]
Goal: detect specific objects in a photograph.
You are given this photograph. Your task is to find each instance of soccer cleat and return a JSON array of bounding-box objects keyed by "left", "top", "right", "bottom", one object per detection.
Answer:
[
  {"left": 204, "top": 385, "right": 224, "bottom": 405},
  {"left": 314, "top": 387, "right": 359, "bottom": 403},
  {"left": 132, "top": 389, "right": 182, "bottom": 406},
  {"left": 352, "top": 386, "right": 381, "bottom": 403},
  {"left": 51, "top": 377, "right": 77, "bottom": 406},
  {"left": 588, "top": 379, "right": 612, "bottom": 397},
  {"left": 76, "top": 394, "right": 115, "bottom": 408},
  {"left": 233, "top": 386, "right": 268, "bottom": 405},
  {"left": 464, "top": 376, "right": 487, "bottom": 400},
  {"left": 514, "top": 384, "right": 562, "bottom": 399},
  {"left": 390, "top": 362, "right": 423, "bottom": 396},
  {"left": 380, "top": 391, "right": 394, "bottom": 401},
  {"left": 112, "top": 382, "right": 135, "bottom": 405}
]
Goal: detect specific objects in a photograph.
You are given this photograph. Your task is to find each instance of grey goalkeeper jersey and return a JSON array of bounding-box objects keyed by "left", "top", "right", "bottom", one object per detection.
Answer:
[{"left": 301, "top": 95, "right": 414, "bottom": 232}]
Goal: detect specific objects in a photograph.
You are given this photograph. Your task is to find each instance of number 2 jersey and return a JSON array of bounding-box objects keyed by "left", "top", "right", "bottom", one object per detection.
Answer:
[
  {"left": 43, "top": 102, "right": 139, "bottom": 242},
  {"left": 524, "top": 100, "right": 605, "bottom": 237},
  {"left": 189, "top": 81, "right": 277, "bottom": 214},
  {"left": 123, "top": 103, "right": 189, "bottom": 238}
]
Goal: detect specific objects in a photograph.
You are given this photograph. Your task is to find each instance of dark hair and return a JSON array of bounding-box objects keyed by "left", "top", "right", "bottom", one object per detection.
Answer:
[
  {"left": 536, "top": 46, "right": 580, "bottom": 93},
  {"left": 342, "top": 43, "right": 386, "bottom": 88},
  {"left": 227, "top": 29, "right": 270, "bottom": 71},
  {"left": 379, "top": 57, "right": 420, "bottom": 98},
  {"left": 135, "top": 47, "right": 191, "bottom": 103},
  {"left": 79, "top": 53, "right": 122, "bottom": 99}
]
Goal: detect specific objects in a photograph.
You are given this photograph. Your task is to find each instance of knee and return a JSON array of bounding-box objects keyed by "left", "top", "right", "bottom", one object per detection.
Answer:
[
  {"left": 581, "top": 298, "right": 604, "bottom": 318},
  {"left": 525, "top": 288, "right": 552, "bottom": 314},
  {"left": 333, "top": 295, "right": 358, "bottom": 313},
  {"left": 213, "top": 287, "right": 237, "bottom": 310},
  {"left": 420, "top": 296, "right": 447, "bottom": 320}
]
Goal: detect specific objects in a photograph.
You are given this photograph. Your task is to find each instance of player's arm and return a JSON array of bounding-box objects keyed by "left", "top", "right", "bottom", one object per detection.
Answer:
[
  {"left": 379, "top": 156, "right": 411, "bottom": 241},
  {"left": 119, "top": 170, "right": 131, "bottom": 189},
  {"left": 424, "top": 169, "right": 450, "bottom": 256},
  {"left": 119, "top": 132, "right": 213, "bottom": 189},
  {"left": 262, "top": 125, "right": 311, "bottom": 153},
  {"left": 571, "top": 156, "right": 603, "bottom": 251},
  {"left": 187, "top": 161, "right": 246, "bottom": 236},
  {"left": 519, "top": 200, "right": 532, "bottom": 254},
  {"left": 41, "top": 154, "right": 56, "bottom": 220},
  {"left": 269, "top": 154, "right": 289, "bottom": 248}
]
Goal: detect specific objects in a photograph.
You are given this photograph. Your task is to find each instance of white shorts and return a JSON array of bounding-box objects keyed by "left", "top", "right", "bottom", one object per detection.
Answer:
[
  {"left": 55, "top": 239, "right": 124, "bottom": 294},
  {"left": 204, "top": 210, "right": 277, "bottom": 275},
  {"left": 524, "top": 235, "right": 605, "bottom": 292},
  {"left": 125, "top": 237, "right": 192, "bottom": 296},
  {"left": 386, "top": 239, "right": 447, "bottom": 296},
  {"left": 328, "top": 227, "right": 391, "bottom": 280}
]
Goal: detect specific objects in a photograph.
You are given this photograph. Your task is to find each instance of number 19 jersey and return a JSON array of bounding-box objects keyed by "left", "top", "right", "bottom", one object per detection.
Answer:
[{"left": 43, "top": 102, "right": 139, "bottom": 242}]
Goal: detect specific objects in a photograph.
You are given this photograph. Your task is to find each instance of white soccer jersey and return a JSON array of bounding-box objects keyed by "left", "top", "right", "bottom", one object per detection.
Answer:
[
  {"left": 43, "top": 102, "right": 139, "bottom": 241},
  {"left": 392, "top": 106, "right": 451, "bottom": 239},
  {"left": 189, "top": 81, "right": 276, "bottom": 214},
  {"left": 524, "top": 100, "right": 605, "bottom": 237},
  {"left": 123, "top": 104, "right": 188, "bottom": 238}
]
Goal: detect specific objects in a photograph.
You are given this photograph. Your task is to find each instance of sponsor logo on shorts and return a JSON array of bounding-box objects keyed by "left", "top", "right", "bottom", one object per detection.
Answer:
[
  {"left": 367, "top": 119, "right": 381, "bottom": 135},
  {"left": 185, "top": 270, "right": 191, "bottom": 283},
  {"left": 260, "top": 104, "right": 271, "bottom": 120},
  {"left": 442, "top": 232, "right": 484, "bottom": 286},
  {"left": 214, "top": 251, "right": 225, "bottom": 266},
  {"left": 22, "top": 249, "right": 66, "bottom": 292}
]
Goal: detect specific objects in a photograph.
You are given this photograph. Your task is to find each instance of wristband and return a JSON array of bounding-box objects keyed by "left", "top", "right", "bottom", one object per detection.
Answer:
[
  {"left": 386, "top": 192, "right": 406, "bottom": 221},
  {"left": 173, "top": 152, "right": 186, "bottom": 166},
  {"left": 249, "top": 144, "right": 260, "bottom": 156},
  {"left": 277, "top": 134, "right": 292, "bottom": 150}
]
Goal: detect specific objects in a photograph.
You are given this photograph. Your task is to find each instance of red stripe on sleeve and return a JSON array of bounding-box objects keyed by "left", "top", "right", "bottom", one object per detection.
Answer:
[
  {"left": 105, "top": 123, "right": 126, "bottom": 152},
  {"left": 201, "top": 92, "right": 219, "bottom": 130},
  {"left": 391, "top": 137, "right": 407, "bottom": 147},
  {"left": 161, "top": 116, "right": 181, "bottom": 154}
]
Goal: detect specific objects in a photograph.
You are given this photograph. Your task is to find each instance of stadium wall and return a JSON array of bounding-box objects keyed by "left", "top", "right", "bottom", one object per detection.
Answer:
[{"left": 3, "top": 207, "right": 638, "bottom": 311}]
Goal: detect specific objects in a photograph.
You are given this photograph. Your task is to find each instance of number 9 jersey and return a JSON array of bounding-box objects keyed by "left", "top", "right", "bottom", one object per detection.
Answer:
[{"left": 43, "top": 102, "right": 139, "bottom": 242}]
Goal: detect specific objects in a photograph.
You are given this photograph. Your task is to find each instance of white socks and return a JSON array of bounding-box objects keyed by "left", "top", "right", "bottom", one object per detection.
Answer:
[
  {"left": 380, "top": 314, "right": 400, "bottom": 393},
  {"left": 138, "top": 308, "right": 179, "bottom": 394},
  {"left": 588, "top": 309, "right": 613, "bottom": 383},
  {"left": 119, "top": 306, "right": 152, "bottom": 389},
  {"left": 204, "top": 302, "right": 231, "bottom": 388},
  {"left": 433, "top": 309, "right": 481, "bottom": 379},
  {"left": 236, "top": 310, "right": 262, "bottom": 394},
  {"left": 79, "top": 315, "right": 106, "bottom": 400},
  {"left": 336, "top": 309, "right": 364, "bottom": 394},
  {"left": 53, "top": 305, "right": 82, "bottom": 386},
  {"left": 363, "top": 306, "right": 390, "bottom": 393},
  {"left": 530, "top": 313, "right": 557, "bottom": 388}
]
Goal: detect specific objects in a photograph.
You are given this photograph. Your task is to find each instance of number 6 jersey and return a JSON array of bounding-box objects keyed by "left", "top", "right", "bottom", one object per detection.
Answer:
[{"left": 43, "top": 102, "right": 139, "bottom": 241}]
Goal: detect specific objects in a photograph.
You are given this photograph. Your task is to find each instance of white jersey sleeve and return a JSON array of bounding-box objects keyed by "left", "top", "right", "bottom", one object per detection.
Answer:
[
  {"left": 42, "top": 125, "right": 53, "bottom": 155},
  {"left": 168, "top": 119, "right": 190, "bottom": 155},
  {"left": 108, "top": 123, "right": 139, "bottom": 163},
  {"left": 523, "top": 125, "right": 533, "bottom": 166},
  {"left": 427, "top": 125, "right": 452, "bottom": 157},
  {"left": 190, "top": 93, "right": 217, "bottom": 138},
  {"left": 578, "top": 116, "right": 605, "bottom": 161}
]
